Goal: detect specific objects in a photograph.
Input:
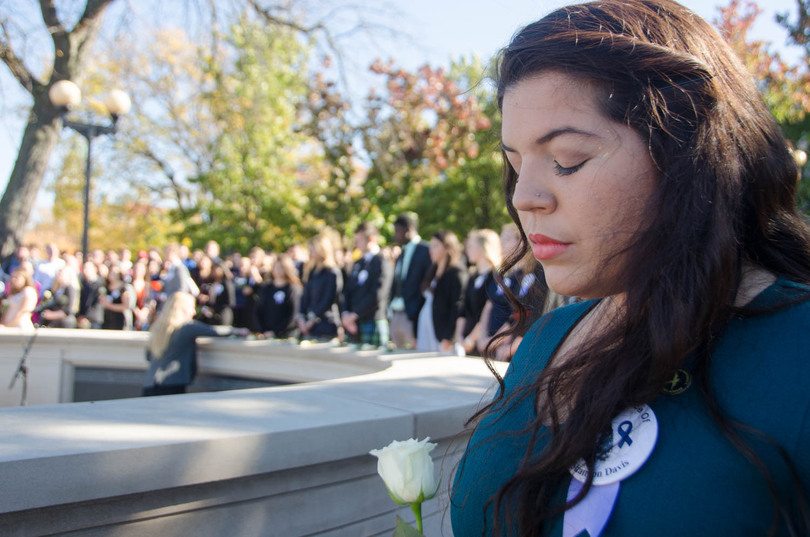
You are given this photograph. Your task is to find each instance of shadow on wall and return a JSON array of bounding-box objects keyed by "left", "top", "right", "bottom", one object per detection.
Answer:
[{"left": 72, "top": 367, "right": 290, "bottom": 402}]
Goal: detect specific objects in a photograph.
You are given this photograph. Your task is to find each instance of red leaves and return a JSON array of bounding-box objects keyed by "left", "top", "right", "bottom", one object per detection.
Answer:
[{"left": 365, "top": 58, "right": 491, "bottom": 174}]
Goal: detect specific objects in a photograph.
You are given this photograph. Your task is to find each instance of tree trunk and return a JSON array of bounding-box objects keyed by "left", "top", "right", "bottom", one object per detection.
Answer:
[
  {"left": 0, "top": 0, "right": 115, "bottom": 263},
  {"left": 0, "top": 93, "right": 62, "bottom": 260}
]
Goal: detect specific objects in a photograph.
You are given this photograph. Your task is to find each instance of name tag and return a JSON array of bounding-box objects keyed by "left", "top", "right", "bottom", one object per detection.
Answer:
[
  {"left": 357, "top": 269, "right": 369, "bottom": 286},
  {"left": 390, "top": 297, "right": 405, "bottom": 312},
  {"left": 569, "top": 404, "right": 658, "bottom": 485}
]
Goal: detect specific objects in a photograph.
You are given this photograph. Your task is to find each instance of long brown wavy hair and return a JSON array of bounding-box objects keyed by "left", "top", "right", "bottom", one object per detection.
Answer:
[{"left": 471, "top": 1, "right": 810, "bottom": 535}]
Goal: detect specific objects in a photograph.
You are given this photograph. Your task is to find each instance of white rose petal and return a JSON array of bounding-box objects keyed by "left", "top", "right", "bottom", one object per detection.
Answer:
[{"left": 369, "top": 437, "right": 439, "bottom": 504}]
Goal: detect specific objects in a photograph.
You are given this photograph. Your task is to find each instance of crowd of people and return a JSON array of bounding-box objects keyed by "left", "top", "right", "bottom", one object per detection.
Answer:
[{"left": 0, "top": 212, "right": 564, "bottom": 360}]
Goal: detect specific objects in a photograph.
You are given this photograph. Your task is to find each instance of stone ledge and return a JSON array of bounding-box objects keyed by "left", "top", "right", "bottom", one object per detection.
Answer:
[
  {"left": 0, "top": 329, "right": 505, "bottom": 536},
  {"left": 0, "top": 328, "right": 442, "bottom": 406}
]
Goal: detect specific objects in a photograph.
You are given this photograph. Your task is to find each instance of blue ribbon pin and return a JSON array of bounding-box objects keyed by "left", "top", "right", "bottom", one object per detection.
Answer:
[{"left": 617, "top": 421, "right": 633, "bottom": 448}]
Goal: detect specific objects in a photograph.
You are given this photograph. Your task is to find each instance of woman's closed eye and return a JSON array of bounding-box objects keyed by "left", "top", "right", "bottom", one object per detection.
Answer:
[{"left": 553, "top": 160, "right": 587, "bottom": 176}]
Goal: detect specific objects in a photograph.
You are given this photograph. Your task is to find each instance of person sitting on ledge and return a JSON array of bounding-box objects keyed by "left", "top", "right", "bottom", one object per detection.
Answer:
[{"left": 142, "top": 291, "right": 248, "bottom": 397}]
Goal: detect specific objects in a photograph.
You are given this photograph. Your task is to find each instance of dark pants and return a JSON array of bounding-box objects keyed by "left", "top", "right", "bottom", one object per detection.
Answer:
[{"left": 348, "top": 319, "right": 389, "bottom": 347}]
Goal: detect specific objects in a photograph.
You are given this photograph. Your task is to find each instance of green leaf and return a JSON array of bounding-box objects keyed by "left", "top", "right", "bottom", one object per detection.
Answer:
[{"left": 392, "top": 515, "right": 425, "bottom": 537}]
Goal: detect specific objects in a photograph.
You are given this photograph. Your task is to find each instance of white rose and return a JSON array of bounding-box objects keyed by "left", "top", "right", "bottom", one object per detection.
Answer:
[{"left": 369, "top": 437, "right": 439, "bottom": 505}]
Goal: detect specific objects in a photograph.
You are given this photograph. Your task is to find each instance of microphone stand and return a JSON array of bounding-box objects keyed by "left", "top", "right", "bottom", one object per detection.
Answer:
[{"left": 8, "top": 325, "right": 39, "bottom": 406}]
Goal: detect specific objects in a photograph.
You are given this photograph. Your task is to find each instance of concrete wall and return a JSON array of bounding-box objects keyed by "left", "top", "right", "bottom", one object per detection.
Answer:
[
  {"left": 0, "top": 328, "right": 409, "bottom": 407},
  {"left": 0, "top": 328, "right": 504, "bottom": 536}
]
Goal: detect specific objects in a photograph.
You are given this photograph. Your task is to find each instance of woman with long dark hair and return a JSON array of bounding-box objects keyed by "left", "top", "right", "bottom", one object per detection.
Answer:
[
  {"left": 198, "top": 260, "right": 236, "bottom": 326},
  {"left": 451, "top": 1, "right": 810, "bottom": 536},
  {"left": 255, "top": 254, "right": 303, "bottom": 338},
  {"left": 416, "top": 230, "right": 468, "bottom": 352}
]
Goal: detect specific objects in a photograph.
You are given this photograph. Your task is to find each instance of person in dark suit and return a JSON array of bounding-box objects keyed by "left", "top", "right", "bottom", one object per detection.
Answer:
[
  {"left": 341, "top": 222, "right": 394, "bottom": 348},
  {"left": 389, "top": 212, "right": 432, "bottom": 348}
]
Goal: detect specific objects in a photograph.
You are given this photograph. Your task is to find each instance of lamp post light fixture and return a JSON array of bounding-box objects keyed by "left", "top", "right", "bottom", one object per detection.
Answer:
[{"left": 48, "top": 80, "right": 131, "bottom": 263}]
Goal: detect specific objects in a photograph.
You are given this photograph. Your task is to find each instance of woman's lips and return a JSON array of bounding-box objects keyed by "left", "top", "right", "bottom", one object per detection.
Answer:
[{"left": 527, "top": 233, "right": 570, "bottom": 260}]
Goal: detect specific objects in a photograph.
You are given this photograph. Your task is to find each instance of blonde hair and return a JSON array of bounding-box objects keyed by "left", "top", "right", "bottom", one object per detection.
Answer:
[
  {"left": 148, "top": 292, "right": 195, "bottom": 357},
  {"left": 304, "top": 233, "right": 337, "bottom": 281},
  {"left": 469, "top": 228, "right": 502, "bottom": 269}
]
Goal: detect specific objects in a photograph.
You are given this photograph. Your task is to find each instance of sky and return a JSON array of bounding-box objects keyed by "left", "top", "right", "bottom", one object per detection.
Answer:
[
  {"left": 390, "top": 0, "right": 799, "bottom": 70},
  {"left": 0, "top": 0, "right": 801, "bottom": 218}
]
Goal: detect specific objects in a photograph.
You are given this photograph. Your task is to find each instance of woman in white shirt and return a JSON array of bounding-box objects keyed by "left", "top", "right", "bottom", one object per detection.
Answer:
[{"left": 1, "top": 268, "right": 38, "bottom": 330}]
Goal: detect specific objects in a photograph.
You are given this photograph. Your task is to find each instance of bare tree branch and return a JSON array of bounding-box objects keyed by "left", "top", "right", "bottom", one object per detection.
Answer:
[
  {"left": 135, "top": 145, "right": 194, "bottom": 211},
  {"left": 69, "top": 0, "right": 117, "bottom": 75},
  {"left": 42, "top": 0, "right": 116, "bottom": 78},
  {"left": 38, "top": 0, "right": 67, "bottom": 37},
  {"left": 39, "top": 0, "right": 70, "bottom": 77},
  {"left": 777, "top": 0, "right": 810, "bottom": 46},
  {"left": 0, "top": 19, "right": 38, "bottom": 94},
  {"left": 0, "top": 0, "right": 119, "bottom": 260},
  {"left": 246, "top": 0, "right": 316, "bottom": 33},
  {"left": 244, "top": 0, "right": 402, "bottom": 97},
  {"left": 73, "top": 0, "right": 116, "bottom": 35}
]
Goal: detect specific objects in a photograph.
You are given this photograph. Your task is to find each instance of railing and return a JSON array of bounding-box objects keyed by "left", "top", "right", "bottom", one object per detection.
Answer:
[{"left": 0, "top": 328, "right": 503, "bottom": 536}]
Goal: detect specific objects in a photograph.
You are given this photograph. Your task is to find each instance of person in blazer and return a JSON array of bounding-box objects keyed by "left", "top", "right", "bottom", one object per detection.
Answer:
[
  {"left": 297, "top": 234, "right": 343, "bottom": 341},
  {"left": 389, "top": 212, "right": 432, "bottom": 348},
  {"left": 255, "top": 254, "right": 303, "bottom": 338},
  {"left": 342, "top": 222, "right": 394, "bottom": 348}
]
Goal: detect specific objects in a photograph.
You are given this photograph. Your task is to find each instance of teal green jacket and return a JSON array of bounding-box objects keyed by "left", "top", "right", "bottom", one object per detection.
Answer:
[{"left": 451, "top": 279, "right": 810, "bottom": 537}]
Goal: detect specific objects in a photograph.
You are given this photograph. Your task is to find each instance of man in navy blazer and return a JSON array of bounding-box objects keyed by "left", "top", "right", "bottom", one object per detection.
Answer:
[
  {"left": 341, "top": 222, "right": 393, "bottom": 348},
  {"left": 389, "top": 212, "right": 431, "bottom": 348}
]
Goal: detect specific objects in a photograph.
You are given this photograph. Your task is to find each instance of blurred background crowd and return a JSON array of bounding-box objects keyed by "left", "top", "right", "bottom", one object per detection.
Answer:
[{"left": 0, "top": 213, "right": 567, "bottom": 361}]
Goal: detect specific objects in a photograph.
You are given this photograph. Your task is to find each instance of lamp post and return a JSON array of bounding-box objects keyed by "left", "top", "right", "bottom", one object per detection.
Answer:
[{"left": 48, "top": 80, "right": 131, "bottom": 263}]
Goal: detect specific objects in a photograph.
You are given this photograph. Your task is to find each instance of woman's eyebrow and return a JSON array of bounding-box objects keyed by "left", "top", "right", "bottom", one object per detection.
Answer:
[{"left": 501, "top": 127, "right": 596, "bottom": 153}]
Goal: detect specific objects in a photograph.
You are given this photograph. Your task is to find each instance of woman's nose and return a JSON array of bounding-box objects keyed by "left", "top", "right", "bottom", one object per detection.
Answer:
[{"left": 512, "top": 170, "right": 557, "bottom": 213}]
